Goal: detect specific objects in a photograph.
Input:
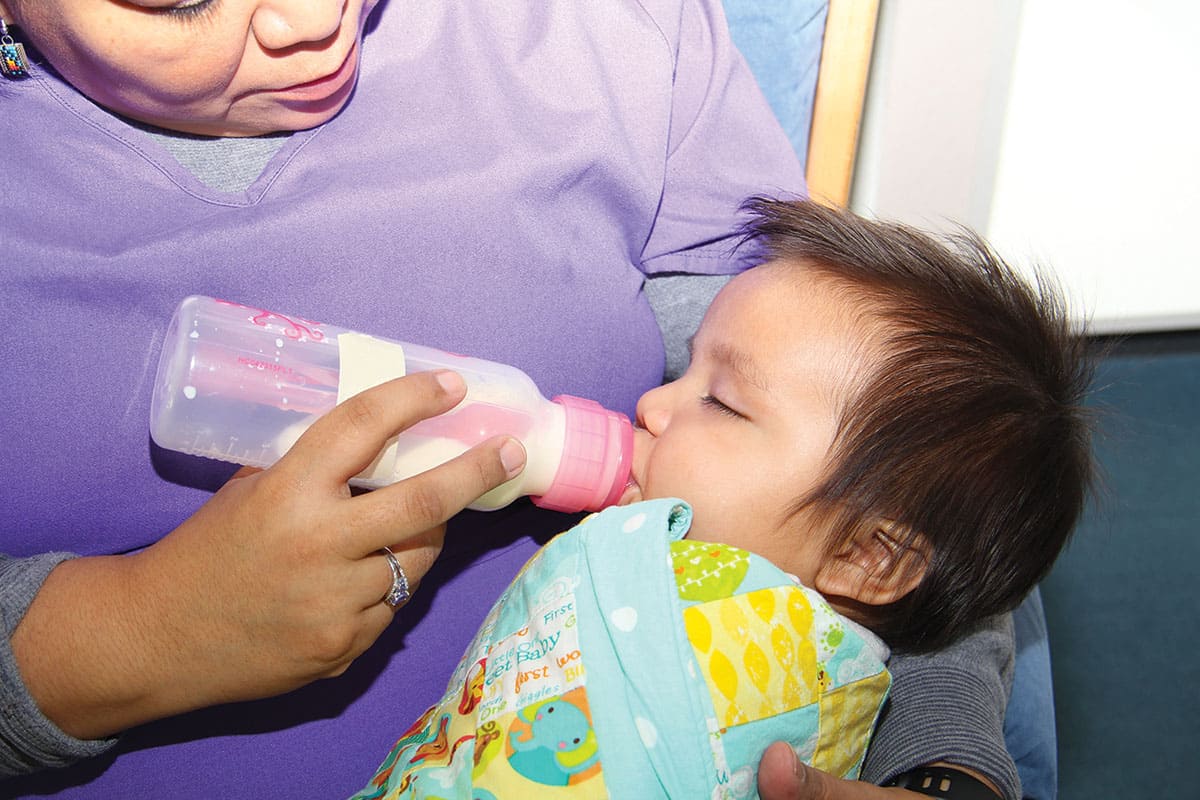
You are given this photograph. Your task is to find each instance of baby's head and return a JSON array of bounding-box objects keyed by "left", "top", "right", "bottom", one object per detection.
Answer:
[{"left": 627, "top": 199, "right": 1094, "bottom": 651}]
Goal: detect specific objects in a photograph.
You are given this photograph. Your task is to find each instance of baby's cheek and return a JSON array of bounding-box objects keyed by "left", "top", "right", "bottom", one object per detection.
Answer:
[{"left": 679, "top": 487, "right": 746, "bottom": 545}]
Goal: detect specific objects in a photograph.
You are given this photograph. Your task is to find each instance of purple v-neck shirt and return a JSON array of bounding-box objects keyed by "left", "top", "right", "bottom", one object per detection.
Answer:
[{"left": 1, "top": 0, "right": 803, "bottom": 795}]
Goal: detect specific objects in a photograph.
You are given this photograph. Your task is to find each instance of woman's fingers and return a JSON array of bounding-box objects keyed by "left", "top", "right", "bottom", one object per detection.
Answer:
[
  {"left": 347, "top": 525, "right": 444, "bottom": 612},
  {"left": 346, "top": 435, "right": 526, "bottom": 559},
  {"left": 278, "top": 369, "right": 527, "bottom": 559},
  {"left": 282, "top": 370, "right": 469, "bottom": 486},
  {"left": 757, "top": 742, "right": 945, "bottom": 800}
]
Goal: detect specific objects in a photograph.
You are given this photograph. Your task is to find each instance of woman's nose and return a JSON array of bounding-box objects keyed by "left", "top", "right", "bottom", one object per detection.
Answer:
[
  {"left": 635, "top": 383, "right": 673, "bottom": 436},
  {"left": 252, "top": 0, "right": 346, "bottom": 51}
]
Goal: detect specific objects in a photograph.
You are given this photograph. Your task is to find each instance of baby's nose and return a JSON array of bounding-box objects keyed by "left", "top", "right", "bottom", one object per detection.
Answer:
[
  {"left": 638, "top": 408, "right": 670, "bottom": 436},
  {"left": 635, "top": 384, "right": 672, "bottom": 435},
  {"left": 635, "top": 401, "right": 669, "bottom": 437}
]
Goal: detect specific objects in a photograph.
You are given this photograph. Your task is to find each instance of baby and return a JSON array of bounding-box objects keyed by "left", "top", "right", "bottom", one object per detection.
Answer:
[{"left": 352, "top": 199, "right": 1094, "bottom": 800}]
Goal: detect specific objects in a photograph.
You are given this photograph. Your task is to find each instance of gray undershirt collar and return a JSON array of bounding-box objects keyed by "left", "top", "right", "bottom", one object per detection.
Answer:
[{"left": 133, "top": 122, "right": 291, "bottom": 193}]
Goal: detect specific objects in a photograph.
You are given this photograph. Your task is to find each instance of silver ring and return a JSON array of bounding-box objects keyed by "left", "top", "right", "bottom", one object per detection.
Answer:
[{"left": 379, "top": 547, "right": 411, "bottom": 609}]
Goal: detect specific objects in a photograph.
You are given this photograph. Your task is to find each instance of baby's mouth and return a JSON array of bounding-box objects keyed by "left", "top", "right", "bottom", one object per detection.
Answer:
[
  {"left": 619, "top": 425, "right": 650, "bottom": 505},
  {"left": 617, "top": 474, "right": 643, "bottom": 506}
]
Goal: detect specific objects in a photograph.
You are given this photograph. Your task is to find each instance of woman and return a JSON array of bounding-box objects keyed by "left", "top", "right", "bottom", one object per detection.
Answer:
[{"left": 0, "top": 0, "right": 1019, "bottom": 797}]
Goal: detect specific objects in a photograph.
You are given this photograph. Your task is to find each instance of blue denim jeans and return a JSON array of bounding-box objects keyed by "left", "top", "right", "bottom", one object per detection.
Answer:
[{"left": 1005, "top": 587, "right": 1057, "bottom": 800}]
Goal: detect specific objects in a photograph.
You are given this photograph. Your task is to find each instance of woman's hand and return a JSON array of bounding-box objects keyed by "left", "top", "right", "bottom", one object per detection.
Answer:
[
  {"left": 11, "top": 371, "right": 525, "bottom": 741},
  {"left": 758, "top": 742, "right": 1001, "bottom": 800}
]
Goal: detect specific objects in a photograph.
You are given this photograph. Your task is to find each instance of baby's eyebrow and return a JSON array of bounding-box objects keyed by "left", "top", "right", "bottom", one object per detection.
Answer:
[{"left": 710, "top": 341, "right": 771, "bottom": 392}]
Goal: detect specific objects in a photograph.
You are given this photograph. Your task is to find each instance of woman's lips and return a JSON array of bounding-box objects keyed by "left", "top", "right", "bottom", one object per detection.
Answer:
[{"left": 273, "top": 44, "right": 358, "bottom": 104}]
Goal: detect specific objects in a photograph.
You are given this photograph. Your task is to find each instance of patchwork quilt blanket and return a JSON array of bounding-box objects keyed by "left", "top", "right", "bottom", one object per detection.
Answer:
[{"left": 353, "top": 498, "right": 890, "bottom": 800}]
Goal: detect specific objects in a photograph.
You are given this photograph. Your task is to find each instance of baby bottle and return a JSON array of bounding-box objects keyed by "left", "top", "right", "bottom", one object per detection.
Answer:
[{"left": 149, "top": 296, "right": 633, "bottom": 512}]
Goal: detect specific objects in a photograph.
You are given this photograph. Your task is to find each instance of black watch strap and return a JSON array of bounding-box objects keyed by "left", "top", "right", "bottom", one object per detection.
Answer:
[{"left": 884, "top": 766, "right": 1002, "bottom": 799}]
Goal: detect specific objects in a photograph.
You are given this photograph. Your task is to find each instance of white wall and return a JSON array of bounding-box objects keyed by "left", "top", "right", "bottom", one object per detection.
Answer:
[{"left": 852, "top": 0, "right": 1200, "bottom": 334}]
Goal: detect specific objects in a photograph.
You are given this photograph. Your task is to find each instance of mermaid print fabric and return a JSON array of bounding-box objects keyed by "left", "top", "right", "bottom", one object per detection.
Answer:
[{"left": 352, "top": 499, "right": 890, "bottom": 800}]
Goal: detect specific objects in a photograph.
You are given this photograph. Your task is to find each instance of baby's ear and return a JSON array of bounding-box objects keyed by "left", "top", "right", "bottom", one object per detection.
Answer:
[{"left": 813, "top": 521, "right": 929, "bottom": 606}]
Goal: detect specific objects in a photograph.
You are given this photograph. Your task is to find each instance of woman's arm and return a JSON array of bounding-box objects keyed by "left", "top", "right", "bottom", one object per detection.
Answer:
[
  {"left": 1, "top": 553, "right": 119, "bottom": 776},
  {"left": 862, "top": 615, "right": 1018, "bottom": 796},
  {"left": 4, "top": 371, "right": 524, "bottom": 775}
]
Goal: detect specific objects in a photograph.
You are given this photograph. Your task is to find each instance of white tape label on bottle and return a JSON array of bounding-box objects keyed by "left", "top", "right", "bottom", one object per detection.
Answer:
[{"left": 337, "top": 332, "right": 408, "bottom": 485}]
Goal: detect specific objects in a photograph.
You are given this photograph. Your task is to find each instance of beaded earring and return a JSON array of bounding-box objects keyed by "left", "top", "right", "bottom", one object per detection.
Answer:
[{"left": 1, "top": 18, "right": 30, "bottom": 79}]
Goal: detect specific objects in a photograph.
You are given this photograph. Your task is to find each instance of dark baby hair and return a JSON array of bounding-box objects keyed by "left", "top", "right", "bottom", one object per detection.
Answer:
[{"left": 742, "top": 198, "right": 1095, "bottom": 652}]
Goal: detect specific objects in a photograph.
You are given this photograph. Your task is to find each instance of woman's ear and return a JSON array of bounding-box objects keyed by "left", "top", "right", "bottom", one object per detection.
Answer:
[{"left": 813, "top": 521, "right": 930, "bottom": 606}]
